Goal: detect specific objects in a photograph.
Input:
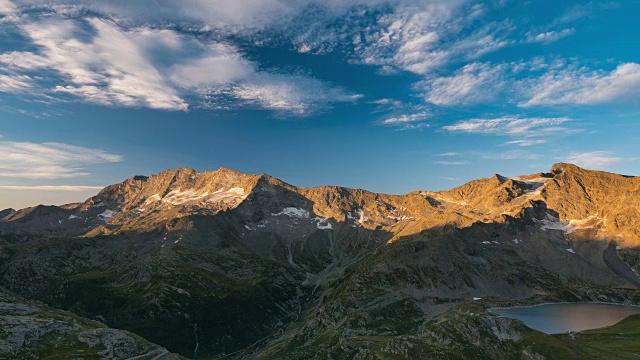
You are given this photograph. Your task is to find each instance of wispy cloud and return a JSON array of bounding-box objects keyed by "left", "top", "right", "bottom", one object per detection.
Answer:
[
  {"left": 442, "top": 116, "right": 571, "bottom": 136},
  {"left": 4, "top": 17, "right": 188, "bottom": 110},
  {"left": 434, "top": 161, "right": 468, "bottom": 165},
  {"left": 0, "top": 185, "right": 104, "bottom": 191},
  {"left": 350, "top": 2, "right": 514, "bottom": 75},
  {"left": 432, "top": 149, "right": 542, "bottom": 164},
  {"left": 0, "top": 0, "right": 636, "bottom": 116},
  {"left": 168, "top": 44, "right": 255, "bottom": 89},
  {"left": 478, "top": 150, "right": 541, "bottom": 160},
  {"left": 0, "top": 141, "right": 123, "bottom": 179},
  {"left": 563, "top": 151, "right": 623, "bottom": 169},
  {"left": 0, "top": 3, "right": 361, "bottom": 116},
  {"left": 521, "top": 63, "right": 640, "bottom": 107},
  {"left": 419, "top": 62, "right": 507, "bottom": 106},
  {"left": 505, "top": 139, "right": 548, "bottom": 147},
  {"left": 526, "top": 28, "right": 575, "bottom": 44},
  {"left": 411, "top": 57, "right": 640, "bottom": 108},
  {"left": 0, "top": 0, "right": 17, "bottom": 16},
  {"left": 228, "top": 73, "right": 362, "bottom": 116},
  {"left": 0, "top": 74, "right": 32, "bottom": 92},
  {"left": 380, "top": 111, "right": 430, "bottom": 125}
]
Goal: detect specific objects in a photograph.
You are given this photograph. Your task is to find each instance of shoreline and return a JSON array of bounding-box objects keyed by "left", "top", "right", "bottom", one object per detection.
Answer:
[{"left": 488, "top": 301, "right": 640, "bottom": 312}]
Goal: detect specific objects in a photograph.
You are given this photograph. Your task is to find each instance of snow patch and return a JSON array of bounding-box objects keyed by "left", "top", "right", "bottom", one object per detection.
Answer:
[
  {"left": 273, "top": 207, "right": 310, "bottom": 219},
  {"left": 537, "top": 214, "right": 598, "bottom": 234},
  {"left": 566, "top": 248, "right": 576, "bottom": 254},
  {"left": 206, "top": 187, "right": 247, "bottom": 204},
  {"left": 473, "top": 297, "right": 482, "bottom": 301},
  {"left": 314, "top": 217, "right": 332, "bottom": 230},
  {"left": 386, "top": 215, "right": 416, "bottom": 222},
  {"left": 148, "top": 187, "right": 248, "bottom": 206},
  {"left": 68, "top": 215, "right": 79, "bottom": 219},
  {"left": 144, "top": 194, "right": 161, "bottom": 204},
  {"left": 520, "top": 178, "right": 549, "bottom": 194},
  {"left": 163, "top": 189, "right": 209, "bottom": 205},
  {"left": 98, "top": 210, "right": 118, "bottom": 221},
  {"left": 356, "top": 209, "right": 368, "bottom": 225},
  {"left": 513, "top": 238, "right": 521, "bottom": 244}
]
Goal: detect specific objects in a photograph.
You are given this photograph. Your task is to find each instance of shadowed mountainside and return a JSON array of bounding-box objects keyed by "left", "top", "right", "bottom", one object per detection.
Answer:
[{"left": 1, "top": 163, "right": 640, "bottom": 358}]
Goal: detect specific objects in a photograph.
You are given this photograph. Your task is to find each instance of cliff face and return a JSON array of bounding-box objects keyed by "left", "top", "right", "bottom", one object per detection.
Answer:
[{"left": 1, "top": 163, "right": 639, "bottom": 358}]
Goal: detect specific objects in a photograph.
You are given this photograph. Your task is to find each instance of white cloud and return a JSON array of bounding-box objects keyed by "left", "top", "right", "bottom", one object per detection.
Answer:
[
  {"left": 1, "top": 0, "right": 635, "bottom": 115},
  {"left": 0, "top": 74, "right": 32, "bottom": 92},
  {"left": 564, "top": 151, "right": 623, "bottom": 169},
  {"left": 0, "top": 141, "right": 123, "bottom": 179},
  {"left": 29, "top": 18, "right": 187, "bottom": 110},
  {"left": 169, "top": 44, "right": 255, "bottom": 88},
  {"left": 348, "top": 1, "right": 513, "bottom": 75},
  {"left": 228, "top": 73, "right": 362, "bottom": 116},
  {"left": 526, "top": 28, "right": 575, "bottom": 44},
  {"left": 442, "top": 116, "right": 571, "bottom": 136},
  {"left": 0, "top": 8, "right": 359, "bottom": 116},
  {"left": 0, "top": 185, "right": 103, "bottom": 191},
  {"left": 479, "top": 150, "right": 541, "bottom": 160},
  {"left": 505, "top": 139, "right": 548, "bottom": 147},
  {"left": 420, "top": 62, "right": 507, "bottom": 106},
  {"left": 521, "top": 63, "right": 640, "bottom": 107},
  {"left": 434, "top": 161, "right": 468, "bottom": 165},
  {"left": 415, "top": 59, "right": 640, "bottom": 108},
  {"left": 380, "top": 111, "right": 430, "bottom": 125},
  {"left": 0, "top": 0, "right": 17, "bottom": 15},
  {"left": 49, "top": 0, "right": 296, "bottom": 30}
]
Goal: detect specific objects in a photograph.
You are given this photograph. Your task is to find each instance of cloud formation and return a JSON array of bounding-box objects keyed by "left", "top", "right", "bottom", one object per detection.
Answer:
[
  {"left": 505, "top": 139, "right": 548, "bottom": 147},
  {"left": 0, "top": 0, "right": 637, "bottom": 118},
  {"left": 0, "top": 74, "right": 32, "bottom": 92},
  {"left": 0, "top": 141, "right": 123, "bottom": 179},
  {"left": 526, "top": 28, "right": 575, "bottom": 44},
  {"left": 0, "top": 185, "right": 103, "bottom": 191},
  {"left": 0, "top": 1, "right": 362, "bottom": 115},
  {"left": 521, "top": 63, "right": 640, "bottom": 107},
  {"left": 563, "top": 151, "right": 623, "bottom": 169},
  {"left": 442, "top": 116, "right": 571, "bottom": 136},
  {"left": 420, "top": 62, "right": 507, "bottom": 106}
]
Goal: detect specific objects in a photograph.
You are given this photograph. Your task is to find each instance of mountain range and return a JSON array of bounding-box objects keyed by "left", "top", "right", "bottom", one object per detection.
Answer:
[{"left": 1, "top": 163, "right": 640, "bottom": 359}]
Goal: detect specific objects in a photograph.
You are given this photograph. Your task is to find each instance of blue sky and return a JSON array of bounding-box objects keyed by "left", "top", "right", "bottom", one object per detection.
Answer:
[{"left": 0, "top": 0, "right": 639, "bottom": 209}]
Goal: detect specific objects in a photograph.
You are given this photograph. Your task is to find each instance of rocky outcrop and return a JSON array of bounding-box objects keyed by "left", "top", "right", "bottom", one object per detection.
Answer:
[{"left": 0, "top": 287, "right": 172, "bottom": 359}]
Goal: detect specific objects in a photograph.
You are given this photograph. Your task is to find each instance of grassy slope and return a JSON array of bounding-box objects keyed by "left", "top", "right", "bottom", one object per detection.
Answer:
[{"left": 554, "top": 314, "right": 640, "bottom": 359}]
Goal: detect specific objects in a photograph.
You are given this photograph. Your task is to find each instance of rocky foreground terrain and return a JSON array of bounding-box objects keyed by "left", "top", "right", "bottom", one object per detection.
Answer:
[{"left": 1, "top": 163, "right": 640, "bottom": 359}]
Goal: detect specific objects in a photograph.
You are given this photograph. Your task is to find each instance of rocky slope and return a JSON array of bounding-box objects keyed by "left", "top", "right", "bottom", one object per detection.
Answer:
[
  {"left": 0, "top": 287, "right": 178, "bottom": 359},
  {"left": 1, "top": 163, "right": 639, "bottom": 358}
]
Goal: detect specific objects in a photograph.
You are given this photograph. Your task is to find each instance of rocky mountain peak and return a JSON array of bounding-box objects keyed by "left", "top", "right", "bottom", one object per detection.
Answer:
[
  {"left": 0, "top": 208, "right": 16, "bottom": 220},
  {"left": 3, "top": 162, "right": 640, "bottom": 360}
]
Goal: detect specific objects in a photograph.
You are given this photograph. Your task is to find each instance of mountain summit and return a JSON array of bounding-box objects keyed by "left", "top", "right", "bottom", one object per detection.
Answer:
[{"left": 1, "top": 163, "right": 640, "bottom": 359}]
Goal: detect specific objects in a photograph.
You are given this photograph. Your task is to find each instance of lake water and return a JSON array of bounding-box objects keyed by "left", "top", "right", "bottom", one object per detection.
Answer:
[{"left": 491, "top": 303, "right": 640, "bottom": 334}]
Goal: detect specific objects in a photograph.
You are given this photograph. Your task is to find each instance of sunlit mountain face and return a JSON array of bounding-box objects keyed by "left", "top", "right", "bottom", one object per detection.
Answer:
[
  {"left": 1, "top": 1, "right": 640, "bottom": 359},
  {"left": 1, "top": 163, "right": 640, "bottom": 358},
  {"left": 0, "top": 0, "right": 639, "bottom": 210}
]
